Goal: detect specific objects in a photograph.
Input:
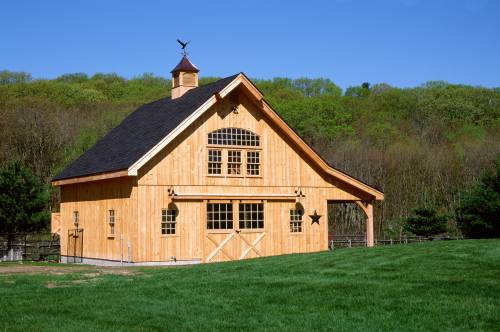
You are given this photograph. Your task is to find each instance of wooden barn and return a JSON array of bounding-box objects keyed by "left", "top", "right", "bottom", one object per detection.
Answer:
[{"left": 51, "top": 55, "right": 384, "bottom": 265}]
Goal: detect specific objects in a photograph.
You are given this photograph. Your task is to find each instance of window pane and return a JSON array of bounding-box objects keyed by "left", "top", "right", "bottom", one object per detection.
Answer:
[
  {"left": 290, "top": 209, "right": 303, "bottom": 233},
  {"left": 208, "top": 150, "right": 222, "bottom": 174},
  {"left": 247, "top": 151, "right": 260, "bottom": 176},
  {"left": 207, "top": 203, "right": 233, "bottom": 229},
  {"left": 239, "top": 203, "right": 264, "bottom": 229},
  {"left": 161, "top": 209, "right": 177, "bottom": 235},
  {"left": 228, "top": 150, "right": 241, "bottom": 175}
]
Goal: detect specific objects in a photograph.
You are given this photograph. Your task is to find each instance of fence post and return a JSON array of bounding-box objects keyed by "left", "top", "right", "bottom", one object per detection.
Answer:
[
  {"left": 24, "top": 234, "right": 27, "bottom": 260},
  {"left": 348, "top": 239, "right": 352, "bottom": 248}
]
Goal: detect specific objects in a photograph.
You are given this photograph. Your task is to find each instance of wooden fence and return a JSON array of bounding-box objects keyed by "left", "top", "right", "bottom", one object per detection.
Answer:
[
  {"left": 329, "top": 235, "right": 463, "bottom": 249},
  {"left": 0, "top": 233, "right": 60, "bottom": 262}
]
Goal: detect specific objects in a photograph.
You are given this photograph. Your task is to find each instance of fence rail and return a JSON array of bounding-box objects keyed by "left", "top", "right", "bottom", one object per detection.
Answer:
[
  {"left": 329, "top": 235, "right": 462, "bottom": 249},
  {"left": 0, "top": 233, "right": 60, "bottom": 262}
]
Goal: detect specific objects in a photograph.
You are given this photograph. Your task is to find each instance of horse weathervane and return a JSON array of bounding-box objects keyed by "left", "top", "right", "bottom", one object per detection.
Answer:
[{"left": 177, "top": 39, "right": 190, "bottom": 56}]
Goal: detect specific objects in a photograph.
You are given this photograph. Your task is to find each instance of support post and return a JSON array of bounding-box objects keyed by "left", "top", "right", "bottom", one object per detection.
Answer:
[
  {"left": 355, "top": 201, "right": 374, "bottom": 248},
  {"left": 366, "top": 202, "right": 374, "bottom": 247}
]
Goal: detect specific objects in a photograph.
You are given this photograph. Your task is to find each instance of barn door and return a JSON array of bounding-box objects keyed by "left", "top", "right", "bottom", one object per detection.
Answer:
[
  {"left": 205, "top": 230, "right": 266, "bottom": 262},
  {"left": 204, "top": 201, "right": 266, "bottom": 263},
  {"left": 67, "top": 229, "right": 83, "bottom": 263}
]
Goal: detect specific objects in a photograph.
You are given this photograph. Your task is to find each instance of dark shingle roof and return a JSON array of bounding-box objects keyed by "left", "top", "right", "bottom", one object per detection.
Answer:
[{"left": 54, "top": 74, "right": 239, "bottom": 181}]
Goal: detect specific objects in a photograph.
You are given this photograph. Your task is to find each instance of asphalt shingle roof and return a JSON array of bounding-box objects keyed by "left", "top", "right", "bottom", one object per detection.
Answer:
[{"left": 54, "top": 74, "right": 239, "bottom": 180}]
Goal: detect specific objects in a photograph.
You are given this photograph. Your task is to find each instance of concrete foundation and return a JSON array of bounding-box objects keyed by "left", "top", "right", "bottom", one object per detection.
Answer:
[{"left": 60, "top": 255, "right": 201, "bottom": 267}]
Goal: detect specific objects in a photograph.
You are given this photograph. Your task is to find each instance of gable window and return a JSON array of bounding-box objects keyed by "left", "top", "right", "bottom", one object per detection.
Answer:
[
  {"left": 108, "top": 210, "right": 115, "bottom": 235},
  {"left": 207, "top": 128, "right": 261, "bottom": 177},
  {"left": 208, "top": 128, "right": 260, "bottom": 146},
  {"left": 246, "top": 151, "right": 260, "bottom": 176},
  {"left": 290, "top": 209, "right": 303, "bottom": 233},
  {"left": 161, "top": 209, "right": 177, "bottom": 235},
  {"left": 227, "top": 150, "right": 242, "bottom": 175},
  {"left": 239, "top": 203, "right": 264, "bottom": 229},
  {"left": 207, "top": 203, "right": 233, "bottom": 229},
  {"left": 208, "top": 149, "right": 222, "bottom": 174},
  {"left": 73, "top": 211, "right": 79, "bottom": 229}
]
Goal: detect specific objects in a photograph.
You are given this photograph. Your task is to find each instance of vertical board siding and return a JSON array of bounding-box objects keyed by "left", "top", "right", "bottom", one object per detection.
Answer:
[{"left": 59, "top": 87, "right": 364, "bottom": 263}]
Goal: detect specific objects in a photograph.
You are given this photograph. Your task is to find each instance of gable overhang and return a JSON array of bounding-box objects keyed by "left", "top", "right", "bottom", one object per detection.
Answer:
[
  {"left": 51, "top": 169, "right": 130, "bottom": 186},
  {"left": 128, "top": 73, "right": 383, "bottom": 200}
]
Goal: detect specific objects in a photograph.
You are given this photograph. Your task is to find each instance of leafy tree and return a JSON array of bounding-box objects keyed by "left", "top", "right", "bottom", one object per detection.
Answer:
[
  {"left": 0, "top": 70, "right": 32, "bottom": 84},
  {"left": 456, "top": 161, "right": 500, "bottom": 238},
  {"left": 403, "top": 206, "right": 447, "bottom": 237},
  {"left": 0, "top": 161, "right": 50, "bottom": 248}
]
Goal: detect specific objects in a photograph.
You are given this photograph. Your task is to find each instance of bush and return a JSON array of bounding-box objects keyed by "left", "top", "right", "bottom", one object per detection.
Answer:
[
  {"left": 456, "top": 161, "right": 500, "bottom": 238},
  {"left": 403, "top": 206, "right": 447, "bottom": 237}
]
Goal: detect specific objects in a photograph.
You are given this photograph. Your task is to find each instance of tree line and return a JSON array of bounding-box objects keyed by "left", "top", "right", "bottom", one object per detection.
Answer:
[{"left": 0, "top": 70, "right": 498, "bottom": 239}]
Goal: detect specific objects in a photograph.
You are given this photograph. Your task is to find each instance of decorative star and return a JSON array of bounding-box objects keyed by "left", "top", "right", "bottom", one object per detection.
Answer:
[{"left": 309, "top": 210, "right": 322, "bottom": 225}]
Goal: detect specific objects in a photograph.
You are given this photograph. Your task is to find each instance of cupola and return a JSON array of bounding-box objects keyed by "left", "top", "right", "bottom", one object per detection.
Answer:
[{"left": 170, "top": 55, "right": 199, "bottom": 99}]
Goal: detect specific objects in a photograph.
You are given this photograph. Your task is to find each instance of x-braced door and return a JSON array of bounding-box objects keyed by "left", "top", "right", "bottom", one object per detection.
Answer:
[{"left": 205, "top": 230, "right": 266, "bottom": 262}]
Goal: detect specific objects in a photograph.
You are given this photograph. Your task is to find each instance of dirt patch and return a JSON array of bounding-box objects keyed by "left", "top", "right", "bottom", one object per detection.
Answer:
[
  {"left": 0, "top": 263, "right": 140, "bottom": 276},
  {"left": 0, "top": 264, "right": 91, "bottom": 275}
]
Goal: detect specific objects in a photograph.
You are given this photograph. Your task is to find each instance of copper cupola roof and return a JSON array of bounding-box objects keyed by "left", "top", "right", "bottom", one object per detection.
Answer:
[{"left": 170, "top": 56, "right": 199, "bottom": 74}]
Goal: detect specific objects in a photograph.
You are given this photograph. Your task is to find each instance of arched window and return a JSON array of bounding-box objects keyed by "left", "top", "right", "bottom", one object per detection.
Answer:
[{"left": 208, "top": 128, "right": 260, "bottom": 147}]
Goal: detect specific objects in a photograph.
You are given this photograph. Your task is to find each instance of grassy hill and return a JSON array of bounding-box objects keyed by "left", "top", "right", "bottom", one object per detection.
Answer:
[{"left": 1, "top": 240, "right": 499, "bottom": 331}]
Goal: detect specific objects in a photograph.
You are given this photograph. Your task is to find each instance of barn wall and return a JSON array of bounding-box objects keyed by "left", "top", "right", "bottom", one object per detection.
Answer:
[
  {"left": 59, "top": 177, "right": 137, "bottom": 262},
  {"left": 57, "top": 87, "right": 369, "bottom": 264}
]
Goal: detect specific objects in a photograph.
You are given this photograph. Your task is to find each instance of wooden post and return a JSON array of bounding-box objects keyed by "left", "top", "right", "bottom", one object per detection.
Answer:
[
  {"left": 366, "top": 202, "right": 374, "bottom": 247},
  {"left": 355, "top": 201, "right": 374, "bottom": 248}
]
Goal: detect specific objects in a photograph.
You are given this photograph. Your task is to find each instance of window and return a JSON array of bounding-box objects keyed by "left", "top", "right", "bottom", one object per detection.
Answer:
[
  {"left": 161, "top": 209, "right": 177, "bottom": 235},
  {"left": 73, "top": 211, "right": 79, "bottom": 229},
  {"left": 227, "top": 150, "right": 241, "bottom": 175},
  {"left": 239, "top": 203, "right": 264, "bottom": 229},
  {"left": 246, "top": 151, "right": 260, "bottom": 176},
  {"left": 207, "top": 128, "right": 261, "bottom": 177},
  {"left": 207, "top": 203, "right": 233, "bottom": 229},
  {"left": 108, "top": 210, "right": 115, "bottom": 235},
  {"left": 208, "top": 128, "right": 260, "bottom": 146},
  {"left": 290, "top": 209, "right": 303, "bottom": 233},
  {"left": 208, "top": 149, "right": 222, "bottom": 174}
]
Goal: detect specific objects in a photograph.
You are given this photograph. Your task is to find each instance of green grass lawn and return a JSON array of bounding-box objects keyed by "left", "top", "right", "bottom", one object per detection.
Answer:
[{"left": 1, "top": 240, "right": 499, "bottom": 331}]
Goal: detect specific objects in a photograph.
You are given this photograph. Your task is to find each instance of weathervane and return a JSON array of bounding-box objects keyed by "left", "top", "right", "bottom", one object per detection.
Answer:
[{"left": 177, "top": 38, "right": 190, "bottom": 56}]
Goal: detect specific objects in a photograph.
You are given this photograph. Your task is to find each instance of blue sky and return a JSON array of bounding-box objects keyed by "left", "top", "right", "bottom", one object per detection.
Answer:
[{"left": 1, "top": 0, "right": 499, "bottom": 89}]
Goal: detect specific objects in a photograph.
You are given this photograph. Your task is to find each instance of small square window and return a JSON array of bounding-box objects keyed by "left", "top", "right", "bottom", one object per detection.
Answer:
[
  {"left": 161, "top": 209, "right": 177, "bottom": 235},
  {"left": 208, "top": 150, "right": 222, "bottom": 175},
  {"left": 228, "top": 150, "right": 241, "bottom": 175},
  {"left": 108, "top": 210, "right": 115, "bottom": 235},
  {"left": 290, "top": 209, "right": 303, "bottom": 233},
  {"left": 73, "top": 211, "right": 79, "bottom": 229},
  {"left": 247, "top": 151, "right": 260, "bottom": 176},
  {"left": 239, "top": 203, "right": 264, "bottom": 229},
  {"left": 207, "top": 203, "right": 233, "bottom": 229}
]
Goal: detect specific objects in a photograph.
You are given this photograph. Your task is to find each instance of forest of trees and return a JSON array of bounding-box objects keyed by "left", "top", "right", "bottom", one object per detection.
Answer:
[{"left": 0, "top": 70, "right": 498, "bottom": 238}]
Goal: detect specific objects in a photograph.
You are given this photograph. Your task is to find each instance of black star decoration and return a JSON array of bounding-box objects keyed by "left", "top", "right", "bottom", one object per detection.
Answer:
[{"left": 309, "top": 210, "right": 322, "bottom": 225}]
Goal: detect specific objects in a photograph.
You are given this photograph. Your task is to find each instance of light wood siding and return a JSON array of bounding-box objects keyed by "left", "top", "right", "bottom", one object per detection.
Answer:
[
  {"left": 58, "top": 87, "right": 367, "bottom": 263},
  {"left": 59, "top": 178, "right": 137, "bottom": 261},
  {"left": 132, "top": 88, "right": 359, "bottom": 262}
]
